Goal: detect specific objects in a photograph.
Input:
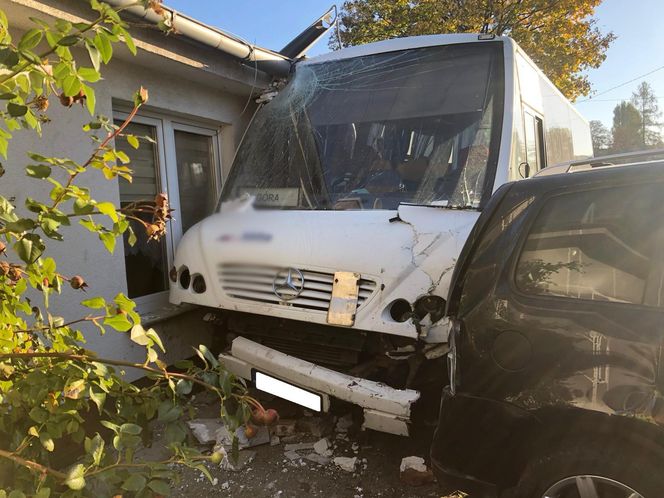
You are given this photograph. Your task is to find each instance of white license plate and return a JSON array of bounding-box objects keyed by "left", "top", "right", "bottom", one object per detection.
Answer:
[{"left": 254, "top": 371, "right": 322, "bottom": 412}]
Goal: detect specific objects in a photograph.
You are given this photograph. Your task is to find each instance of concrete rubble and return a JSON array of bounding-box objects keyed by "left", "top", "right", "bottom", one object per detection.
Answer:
[
  {"left": 313, "top": 438, "right": 333, "bottom": 457},
  {"left": 220, "top": 450, "right": 256, "bottom": 472},
  {"left": 333, "top": 456, "right": 357, "bottom": 472},
  {"left": 399, "top": 456, "right": 436, "bottom": 486}
]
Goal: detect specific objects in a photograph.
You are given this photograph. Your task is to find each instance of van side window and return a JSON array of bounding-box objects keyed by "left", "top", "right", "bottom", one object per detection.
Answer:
[
  {"left": 524, "top": 110, "right": 546, "bottom": 174},
  {"left": 516, "top": 183, "right": 664, "bottom": 307}
]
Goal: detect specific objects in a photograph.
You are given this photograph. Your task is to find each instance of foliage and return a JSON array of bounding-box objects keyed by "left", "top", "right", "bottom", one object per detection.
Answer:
[
  {"left": 0, "top": 1, "right": 268, "bottom": 496},
  {"left": 611, "top": 101, "right": 643, "bottom": 153},
  {"left": 334, "top": 0, "right": 615, "bottom": 100},
  {"left": 589, "top": 119, "right": 611, "bottom": 155},
  {"left": 630, "top": 81, "right": 663, "bottom": 147}
]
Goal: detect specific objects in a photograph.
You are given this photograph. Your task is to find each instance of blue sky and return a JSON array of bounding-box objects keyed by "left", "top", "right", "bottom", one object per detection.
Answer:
[{"left": 167, "top": 0, "right": 664, "bottom": 128}]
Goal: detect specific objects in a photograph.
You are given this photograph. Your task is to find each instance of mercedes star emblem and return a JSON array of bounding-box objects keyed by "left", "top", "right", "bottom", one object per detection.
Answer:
[{"left": 273, "top": 267, "right": 305, "bottom": 301}]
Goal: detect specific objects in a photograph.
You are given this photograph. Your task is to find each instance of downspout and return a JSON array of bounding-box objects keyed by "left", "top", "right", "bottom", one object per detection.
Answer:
[{"left": 102, "top": 0, "right": 292, "bottom": 77}]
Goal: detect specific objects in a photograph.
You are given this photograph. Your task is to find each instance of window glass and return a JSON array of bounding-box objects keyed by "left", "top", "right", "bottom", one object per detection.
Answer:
[
  {"left": 174, "top": 130, "right": 216, "bottom": 233},
  {"left": 516, "top": 183, "right": 664, "bottom": 307},
  {"left": 221, "top": 43, "right": 504, "bottom": 211},
  {"left": 116, "top": 122, "right": 168, "bottom": 298}
]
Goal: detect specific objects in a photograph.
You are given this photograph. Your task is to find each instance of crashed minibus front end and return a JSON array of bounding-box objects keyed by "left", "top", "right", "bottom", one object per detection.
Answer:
[{"left": 170, "top": 35, "right": 510, "bottom": 435}]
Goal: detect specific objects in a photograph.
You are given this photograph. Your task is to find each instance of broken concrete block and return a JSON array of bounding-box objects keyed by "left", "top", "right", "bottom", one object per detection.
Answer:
[
  {"left": 284, "top": 442, "right": 315, "bottom": 452},
  {"left": 187, "top": 418, "right": 224, "bottom": 445},
  {"left": 270, "top": 435, "right": 281, "bottom": 446},
  {"left": 220, "top": 450, "right": 255, "bottom": 472},
  {"left": 297, "top": 415, "right": 333, "bottom": 437},
  {"left": 333, "top": 456, "right": 357, "bottom": 472},
  {"left": 272, "top": 419, "right": 297, "bottom": 437},
  {"left": 215, "top": 425, "right": 270, "bottom": 450},
  {"left": 399, "top": 456, "right": 435, "bottom": 486},
  {"left": 284, "top": 450, "right": 302, "bottom": 461},
  {"left": 313, "top": 438, "right": 333, "bottom": 457},
  {"left": 304, "top": 452, "right": 331, "bottom": 466}
]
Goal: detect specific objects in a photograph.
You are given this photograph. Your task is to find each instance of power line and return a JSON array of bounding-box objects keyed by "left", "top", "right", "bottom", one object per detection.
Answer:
[{"left": 578, "top": 64, "right": 664, "bottom": 103}]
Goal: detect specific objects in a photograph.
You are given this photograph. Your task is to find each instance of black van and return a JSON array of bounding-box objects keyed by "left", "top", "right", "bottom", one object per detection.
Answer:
[{"left": 431, "top": 159, "right": 664, "bottom": 497}]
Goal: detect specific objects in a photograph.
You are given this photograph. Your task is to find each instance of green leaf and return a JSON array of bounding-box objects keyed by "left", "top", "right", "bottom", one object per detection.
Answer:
[
  {"left": 57, "top": 34, "right": 80, "bottom": 46},
  {"left": 119, "top": 423, "right": 142, "bottom": 435},
  {"left": 96, "top": 201, "right": 117, "bottom": 222},
  {"left": 64, "top": 464, "right": 86, "bottom": 491},
  {"left": 93, "top": 31, "right": 113, "bottom": 64},
  {"left": 82, "top": 83, "right": 95, "bottom": 115},
  {"left": 18, "top": 28, "right": 42, "bottom": 51},
  {"left": 40, "top": 433, "right": 54, "bottom": 452},
  {"left": 126, "top": 134, "right": 139, "bottom": 149},
  {"left": 81, "top": 297, "right": 105, "bottom": 309},
  {"left": 176, "top": 379, "right": 193, "bottom": 395},
  {"left": 15, "top": 234, "right": 44, "bottom": 263},
  {"left": 62, "top": 74, "right": 81, "bottom": 97},
  {"left": 121, "top": 29, "right": 137, "bottom": 56},
  {"left": 147, "top": 479, "right": 170, "bottom": 495},
  {"left": 34, "top": 488, "right": 50, "bottom": 498},
  {"left": 157, "top": 401, "right": 181, "bottom": 423},
  {"left": 0, "top": 92, "right": 16, "bottom": 99},
  {"left": 145, "top": 328, "right": 165, "bottom": 352},
  {"left": 78, "top": 67, "right": 100, "bottom": 83},
  {"left": 99, "top": 231, "right": 116, "bottom": 253},
  {"left": 29, "top": 406, "right": 48, "bottom": 423},
  {"left": 103, "top": 313, "right": 131, "bottom": 332},
  {"left": 85, "top": 41, "right": 101, "bottom": 71},
  {"left": 89, "top": 387, "right": 106, "bottom": 414},
  {"left": 7, "top": 103, "right": 27, "bottom": 117},
  {"left": 25, "top": 164, "right": 51, "bottom": 178},
  {"left": 129, "top": 324, "right": 149, "bottom": 346},
  {"left": 122, "top": 474, "right": 147, "bottom": 492}
]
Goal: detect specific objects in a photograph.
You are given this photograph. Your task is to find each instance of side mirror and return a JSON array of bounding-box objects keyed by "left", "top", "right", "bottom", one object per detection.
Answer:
[{"left": 518, "top": 162, "right": 531, "bottom": 179}]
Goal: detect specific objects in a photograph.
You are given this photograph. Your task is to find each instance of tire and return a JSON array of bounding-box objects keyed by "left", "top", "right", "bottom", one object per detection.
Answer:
[{"left": 512, "top": 441, "right": 664, "bottom": 497}]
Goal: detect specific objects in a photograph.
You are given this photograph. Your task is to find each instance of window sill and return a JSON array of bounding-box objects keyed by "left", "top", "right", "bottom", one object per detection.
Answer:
[{"left": 140, "top": 302, "right": 195, "bottom": 326}]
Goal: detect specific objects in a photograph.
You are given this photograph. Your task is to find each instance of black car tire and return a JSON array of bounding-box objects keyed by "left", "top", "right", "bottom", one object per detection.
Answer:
[{"left": 512, "top": 442, "right": 664, "bottom": 497}]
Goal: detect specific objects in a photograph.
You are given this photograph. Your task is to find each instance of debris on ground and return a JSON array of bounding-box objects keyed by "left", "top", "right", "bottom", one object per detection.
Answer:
[
  {"left": 187, "top": 418, "right": 224, "bottom": 445},
  {"left": 333, "top": 456, "right": 357, "bottom": 472},
  {"left": 270, "top": 435, "right": 281, "bottom": 446},
  {"left": 214, "top": 424, "right": 270, "bottom": 451},
  {"left": 399, "top": 456, "right": 436, "bottom": 486},
  {"left": 313, "top": 438, "right": 333, "bottom": 457},
  {"left": 272, "top": 419, "right": 297, "bottom": 437},
  {"left": 220, "top": 450, "right": 256, "bottom": 472},
  {"left": 284, "top": 442, "right": 315, "bottom": 452}
]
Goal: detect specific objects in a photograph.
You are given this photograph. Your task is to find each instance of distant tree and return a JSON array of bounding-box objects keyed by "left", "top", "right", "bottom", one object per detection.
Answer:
[
  {"left": 630, "top": 81, "right": 663, "bottom": 147},
  {"left": 611, "top": 102, "right": 643, "bottom": 153},
  {"left": 334, "top": 0, "right": 615, "bottom": 100},
  {"left": 590, "top": 120, "right": 612, "bottom": 155}
]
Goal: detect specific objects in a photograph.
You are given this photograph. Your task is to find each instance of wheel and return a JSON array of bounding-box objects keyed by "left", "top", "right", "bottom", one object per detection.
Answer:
[{"left": 513, "top": 442, "right": 664, "bottom": 498}]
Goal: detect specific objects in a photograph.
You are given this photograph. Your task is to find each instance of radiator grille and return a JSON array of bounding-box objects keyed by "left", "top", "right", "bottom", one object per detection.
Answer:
[{"left": 218, "top": 264, "right": 376, "bottom": 312}]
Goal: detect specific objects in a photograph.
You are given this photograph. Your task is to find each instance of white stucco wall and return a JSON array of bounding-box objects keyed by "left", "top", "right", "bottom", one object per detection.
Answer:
[{"left": 0, "top": 0, "right": 266, "bottom": 377}]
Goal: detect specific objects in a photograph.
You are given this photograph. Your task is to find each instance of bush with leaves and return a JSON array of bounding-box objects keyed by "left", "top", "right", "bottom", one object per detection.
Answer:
[{"left": 0, "top": 1, "right": 272, "bottom": 496}]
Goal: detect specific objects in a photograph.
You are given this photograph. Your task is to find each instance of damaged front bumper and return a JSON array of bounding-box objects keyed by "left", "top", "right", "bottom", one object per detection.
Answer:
[{"left": 219, "top": 336, "right": 421, "bottom": 436}]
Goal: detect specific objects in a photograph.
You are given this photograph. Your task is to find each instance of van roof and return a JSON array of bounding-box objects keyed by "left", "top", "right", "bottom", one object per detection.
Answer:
[{"left": 304, "top": 33, "right": 510, "bottom": 65}]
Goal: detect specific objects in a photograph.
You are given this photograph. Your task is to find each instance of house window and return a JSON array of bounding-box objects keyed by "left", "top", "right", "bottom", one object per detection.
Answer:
[
  {"left": 114, "top": 111, "right": 222, "bottom": 310},
  {"left": 515, "top": 182, "right": 664, "bottom": 307}
]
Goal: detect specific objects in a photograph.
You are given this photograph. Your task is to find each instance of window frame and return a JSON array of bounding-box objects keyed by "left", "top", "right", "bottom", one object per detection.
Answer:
[
  {"left": 114, "top": 108, "right": 223, "bottom": 315},
  {"left": 509, "top": 179, "right": 664, "bottom": 313}
]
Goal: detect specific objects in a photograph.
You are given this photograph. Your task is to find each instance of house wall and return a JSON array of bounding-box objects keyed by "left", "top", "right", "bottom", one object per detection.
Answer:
[{"left": 1, "top": 0, "right": 267, "bottom": 377}]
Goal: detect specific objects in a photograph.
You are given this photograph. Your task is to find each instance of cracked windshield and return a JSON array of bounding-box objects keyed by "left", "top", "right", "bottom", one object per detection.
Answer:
[{"left": 222, "top": 43, "right": 504, "bottom": 210}]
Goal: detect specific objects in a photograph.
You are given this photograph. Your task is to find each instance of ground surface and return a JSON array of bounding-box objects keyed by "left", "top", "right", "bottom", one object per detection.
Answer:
[{"left": 164, "top": 390, "right": 460, "bottom": 498}]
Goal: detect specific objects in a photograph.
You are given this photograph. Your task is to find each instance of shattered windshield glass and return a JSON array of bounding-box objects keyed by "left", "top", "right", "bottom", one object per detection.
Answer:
[{"left": 221, "top": 42, "right": 504, "bottom": 210}]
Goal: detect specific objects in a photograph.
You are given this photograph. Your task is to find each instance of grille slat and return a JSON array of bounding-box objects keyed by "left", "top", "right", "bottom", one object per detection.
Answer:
[{"left": 218, "top": 264, "right": 377, "bottom": 313}]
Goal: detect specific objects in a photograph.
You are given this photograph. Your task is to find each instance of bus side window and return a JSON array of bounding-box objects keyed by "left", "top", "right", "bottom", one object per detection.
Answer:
[{"left": 524, "top": 110, "right": 546, "bottom": 175}]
